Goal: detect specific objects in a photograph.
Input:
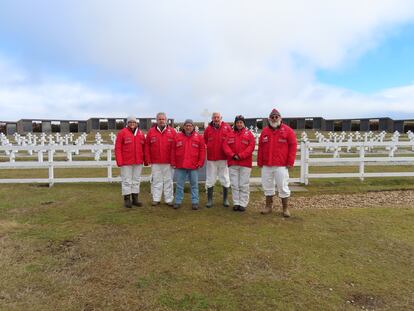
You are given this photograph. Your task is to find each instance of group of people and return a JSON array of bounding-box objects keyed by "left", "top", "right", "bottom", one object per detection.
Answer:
[{"left": 114, "top": 109, "right": 297, "bottom": 217}]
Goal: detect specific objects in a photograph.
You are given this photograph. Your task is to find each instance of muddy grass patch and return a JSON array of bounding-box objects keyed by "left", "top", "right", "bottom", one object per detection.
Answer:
[{"left": 346, "top": 292, "right": 385, "bottom": 309}]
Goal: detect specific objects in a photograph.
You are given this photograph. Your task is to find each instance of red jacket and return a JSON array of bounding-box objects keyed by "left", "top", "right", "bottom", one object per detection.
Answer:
[
  {"left": 115, "top": 127, "right": 146, "bottom": 166},
  {"left": 171, "top": 131, "right": 206, "bottom": 170},
  {"left": 257, "top": 123, "right": 297, "bottom": 167},
  {"left": 223, "top": 127, "right": 256, "bottom": 168},
  {"left": 203, "top": 121, "right": 232, "bottom": 161},
  {"left": 145, "top": 125, "right": 176, "bottom": 164}
]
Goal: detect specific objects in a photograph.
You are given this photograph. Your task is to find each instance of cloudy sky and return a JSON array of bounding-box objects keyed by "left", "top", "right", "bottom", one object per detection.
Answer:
[{"left": 1, "top": 0, "right": 414, "bottom": 121}]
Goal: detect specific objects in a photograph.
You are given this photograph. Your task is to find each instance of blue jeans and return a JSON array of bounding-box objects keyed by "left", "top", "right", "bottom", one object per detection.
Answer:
[{"left": 175, "top": 169, "right": 199, "bottom": 204}]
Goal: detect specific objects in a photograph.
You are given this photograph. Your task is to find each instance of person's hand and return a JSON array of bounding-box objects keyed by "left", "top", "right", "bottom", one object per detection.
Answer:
[
  {"left": 286, "top": 165, "right": 293, "bottom": 170},
  {"left": 233, "top": 154, "right": 240, "bottom": 160}
]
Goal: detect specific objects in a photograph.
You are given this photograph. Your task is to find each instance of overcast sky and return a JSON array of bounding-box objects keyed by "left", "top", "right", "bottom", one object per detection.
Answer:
[{"left": 1, "top": 0, "right": 414, "bottom": 121}]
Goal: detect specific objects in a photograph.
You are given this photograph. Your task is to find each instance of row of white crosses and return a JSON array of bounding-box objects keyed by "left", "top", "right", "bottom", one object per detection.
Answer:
[
  {"left": 314, "top": 131, "right": 346, "bottom": 157},
  {"left": 11, "top": 132, "right": 78, "bottom": 147},
  {"left": 2, "top": 132, "right": 109, "bottom": 162},
  {"left": 313, "top": 130, "right": 400, "bottom": 158},
  {"left": 1, "top": 132, "right": 88, "bottom": 162}
]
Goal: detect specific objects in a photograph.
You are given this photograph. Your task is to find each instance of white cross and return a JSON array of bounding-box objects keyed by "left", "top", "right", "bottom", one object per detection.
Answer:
[{"left": 201, "top": 108, "right": 211, "bottom": 129}]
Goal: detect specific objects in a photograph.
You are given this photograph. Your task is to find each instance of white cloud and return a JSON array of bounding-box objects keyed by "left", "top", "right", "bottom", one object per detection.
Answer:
[
  {"left": 1, "top": 0, "right": 414, "bottom": 120},
  {"left": 0, "top": 55, "right": 150, "bottom": 120},
  {"left": 284, "top": 83, "right": 414, "bottom": 119}
]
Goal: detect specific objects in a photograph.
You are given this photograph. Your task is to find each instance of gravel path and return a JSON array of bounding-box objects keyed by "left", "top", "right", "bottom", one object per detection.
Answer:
[{"left": 251, "top": 190, "right": 414, "bottom": 210}]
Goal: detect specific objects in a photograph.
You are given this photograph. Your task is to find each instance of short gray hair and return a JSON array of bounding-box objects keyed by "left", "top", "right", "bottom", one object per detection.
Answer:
[{"left": 156, "top": 112, "right": 167, "bottom": 119}]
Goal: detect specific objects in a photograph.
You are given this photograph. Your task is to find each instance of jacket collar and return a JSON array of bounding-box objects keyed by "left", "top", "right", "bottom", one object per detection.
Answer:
[
  {"left": 209, "top": 121, "right": 222, "bottom": 129},
  {"left": 156, "top": 125, "right": 168, "bottom": 133}
]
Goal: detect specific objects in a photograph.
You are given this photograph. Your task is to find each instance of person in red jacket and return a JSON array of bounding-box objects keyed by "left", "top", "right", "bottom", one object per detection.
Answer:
[
  {"left": 223, "top": 115, "right": 255, "bottom": 212},
  {"left": 145, "top": 112, "right": 176, "bottom": 207},
  {"left": 203, "top": 112, "right": 232, "bottom": 208},
  {"left": 171, "top": 119, "right": 206, "bottom": 210},
  {"left": 258, "top": 109, "right": 297, "bottom": 217},
  {"left": 115, "top": 115, "right": 146, "bottom": 208}
]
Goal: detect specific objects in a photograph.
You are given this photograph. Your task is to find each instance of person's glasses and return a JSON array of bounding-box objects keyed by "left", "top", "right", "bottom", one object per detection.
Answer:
[{"left": 269, "top": 115, "right": 280, "bottom": 120}]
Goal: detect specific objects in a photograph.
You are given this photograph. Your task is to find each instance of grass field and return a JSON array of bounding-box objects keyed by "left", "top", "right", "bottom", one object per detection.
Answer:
[{"left": 1, "top": 179, "right": 414, "bottom": 311}]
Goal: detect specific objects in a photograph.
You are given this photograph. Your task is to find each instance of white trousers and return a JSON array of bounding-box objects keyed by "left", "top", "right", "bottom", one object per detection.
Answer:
[
  {"left": 205, "top": 160, "right": 230, "bottom": 188},
  {"left": 120, "top": 165, "right": 142, "bottom": 196},
  {"left": 261, "top": 166, "right": 291, "bottom": 198},
  {"left": 151, "top": 164, "right": 174, "bottom": 203},
  {"left": 229, "top": 166, "right": 252, "bottom": 208}
]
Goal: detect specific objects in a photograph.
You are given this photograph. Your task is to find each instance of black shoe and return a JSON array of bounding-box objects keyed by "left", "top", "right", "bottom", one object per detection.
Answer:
[
  {"left": 206, "top": 187, "right": 214, "bottom": 208},
  {"left": 192, "top": 204, "right": 199, "bottom": 210},
  {"left": 131, "top": 193, "right": 143, "bottom": 207},
  {"left": 151, "top": 201, "right": 160, "bottom": 206},
  {"left": 223, "top": 187, "right": 230, "bottom": 207},
  {"left": 238, "top": 206, "right": 246, "bottom": 212},
  {"left": 124, "top": 195, "right": 132, "bottom": 208},
  {"left": 173, "top": 204, "right": 181, "bottom": 209},
  {"left": 233, "top": 205, "right": 240, "bottom": 211},
  {"left": 166, "top": 202, "right": 174, "bottom": 207}
]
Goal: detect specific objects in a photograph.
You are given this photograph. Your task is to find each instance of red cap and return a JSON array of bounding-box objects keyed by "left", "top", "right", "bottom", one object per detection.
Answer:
[{"left": 269, "top": 108, "right": 281, "bottom": 117}]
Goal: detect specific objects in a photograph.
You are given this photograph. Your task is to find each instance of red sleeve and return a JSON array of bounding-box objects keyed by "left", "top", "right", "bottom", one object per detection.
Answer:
[
  {"left": 222, "top": 135, "right": 235, "bottom": 158},
  {"left": 287, "top": 129, "right": 297, "bottom": 167},
  {"left": 115, "top": 130, "right": 123, "bottom": 167},
  {"left": 198, "top": 136, "right": 206, "bottom": 168},
  {"left": 257, "top": 131, "right": 264, "bottom": 167},
  {"left": 238, "top": 132, "right": 256, "bottom": 160},
  {"left": 144, "top": 130, "right": 151, "bottom": 164}
]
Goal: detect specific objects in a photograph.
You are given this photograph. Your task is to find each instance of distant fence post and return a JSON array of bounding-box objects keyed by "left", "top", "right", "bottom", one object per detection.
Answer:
[
  {"left": 300, "top": 140, "right": 306, "bottom": 184},
  {"left": 48, "top": 149, "right": 54, "bottom": 187},
  {"left": 300, "top": 140, "right": 310, "bottom": 185},
  {"left": 359, "top": 142, "right": 365, "bottom": 181},
  {"left": 107, "top": 148, "right": 113, "bottom": 181},
  {"left": 38, "top": 150, "right": 43, "bottom": 162},
  {"left": 304, "top": 141, "right": 309, "bottom": 185}
]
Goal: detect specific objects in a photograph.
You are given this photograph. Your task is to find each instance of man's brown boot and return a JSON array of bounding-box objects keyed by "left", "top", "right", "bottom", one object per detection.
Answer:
[
  {"left": 281, "top": 197, "right": 290, "bottom": 217},
  {"left": 261, "top": 196, "right": 273, "bottom": 214}
]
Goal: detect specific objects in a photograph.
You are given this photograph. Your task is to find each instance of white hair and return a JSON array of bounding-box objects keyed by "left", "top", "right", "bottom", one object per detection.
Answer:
[{"left": 156, "top": 112, "right": 167, "bottom": 119}]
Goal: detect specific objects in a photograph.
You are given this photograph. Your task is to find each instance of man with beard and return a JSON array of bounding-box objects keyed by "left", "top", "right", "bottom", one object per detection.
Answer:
[
  {"left": 258, "top": 109, "right": 297, "bottom": 217},
  {"left": 145, "top": 112, "right": 176, "bottom": 206}
]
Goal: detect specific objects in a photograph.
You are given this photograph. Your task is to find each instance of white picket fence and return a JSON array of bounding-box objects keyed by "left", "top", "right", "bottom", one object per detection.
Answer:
[
  {"left": 0, "top": 140, "right": 414, "bottom": 186},
  {"left": 300, "top": 140, "right": 414, "bottom": 184}
]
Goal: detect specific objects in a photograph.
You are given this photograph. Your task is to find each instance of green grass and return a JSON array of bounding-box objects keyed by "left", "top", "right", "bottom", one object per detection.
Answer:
[
  {"left": 303, "top": 177, "right": 414, "bottom": 194},
  {"left": 0, "top": 181, "right": 413, "bottom": 310}
]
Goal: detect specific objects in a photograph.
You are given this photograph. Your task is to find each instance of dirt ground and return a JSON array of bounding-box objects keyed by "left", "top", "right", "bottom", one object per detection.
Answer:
[{"left": 251, "top": 189, "right": 414, "bottom": 210}]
